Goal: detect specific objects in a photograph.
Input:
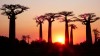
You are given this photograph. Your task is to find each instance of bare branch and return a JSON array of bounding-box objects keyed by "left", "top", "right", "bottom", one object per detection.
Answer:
[
  {"left": 34, "top": 15, "right": 45, "bottom": 27},
  {"left": 90, "top": 17, "right": 100, "bottom": 23},
  {"left": 69, "top": 24, "right": 77, "bottom": 29},
  {"left": 82, "top": 21, "right": 87, "bottom": 25},
  {"left": 74, "top": 17, "right": 84, "bottom": 22},
  {"left": 44, "top": 13, "right": 57, "bottom": 22},
  {"left": 58, "top": 11, "right": 74, "bottom": 16}
]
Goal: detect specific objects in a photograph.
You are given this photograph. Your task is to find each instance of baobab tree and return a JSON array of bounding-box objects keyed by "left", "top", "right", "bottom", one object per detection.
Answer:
[
  {"left": 57, "top": 11, "right": 74, "bottom": 45},
  {"left": 75, "top": 13, "right": 100, "bottom": 44},
  {"left": 44, "top": 13, "right": 58, "bottom": 43},
  {"left": 35, "top": 15, "right": 45, "bottom": 41},
  {"left": 0, "top": 4, "right": 29, "bottom": 40},
  {"left": 69, "top": 24, "right": 77, "bottom": 45},
  {"left": 93, "top": 28, "right": 100, "bottom": 43}
]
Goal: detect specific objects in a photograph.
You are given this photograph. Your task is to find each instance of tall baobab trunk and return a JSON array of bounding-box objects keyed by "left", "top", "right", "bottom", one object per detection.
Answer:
[
  {"left": 39, "top": 23, "right": 42, "bottom": 41},
  {"left": 70, "top": 27, "right": 73, "bottom": 45},
  {"left": 65, "top": 20, "right": 69, "bottom": 45},
  {"left": 48, "top": 21, "right": 52, "bottom": 43},
  {"left": 9, "top": 15, "right": 16, "bottom": 40},
  {"left": 86, "top": 22, "right": 92, "bottom": 44}
]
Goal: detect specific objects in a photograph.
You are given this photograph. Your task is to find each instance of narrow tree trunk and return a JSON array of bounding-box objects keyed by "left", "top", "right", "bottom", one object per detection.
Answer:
[
  {"left": 9, "top": 17, "right": 16, "bottom": 40},
  {"left": 39, "top": 23, "right": 42, "bottom": 41},
  {"left": 65, "top": 20, "right": 69, "bottom": 45},
  {"left": 70, "top": 27, "right": 73, "bottom": 45},
  {"left": 94, "top": 34, "right": 97, "bottom": 43},
  {"left": 86, "top": 22, "right": 92, "bottom": 44},
  {"left": 28, "top": 38, "right": 29, "bottom": 44},
  {"left": 48, "top": 21, "right": 52, "bottom": 43}
]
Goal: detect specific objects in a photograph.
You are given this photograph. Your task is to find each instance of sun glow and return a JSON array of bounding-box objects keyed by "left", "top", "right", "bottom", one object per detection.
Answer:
[{"left": 56, "top": 35, "right": 65, "bottom": 44}]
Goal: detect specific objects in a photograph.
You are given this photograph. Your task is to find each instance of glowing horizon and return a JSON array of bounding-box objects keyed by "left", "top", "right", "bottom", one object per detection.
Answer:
[{"left": 0, "top": 0, "right": 100, "bottom": 44}]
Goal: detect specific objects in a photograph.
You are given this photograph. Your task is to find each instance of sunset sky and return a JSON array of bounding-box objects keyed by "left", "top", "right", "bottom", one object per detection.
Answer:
[{"left": 0, "top": 0, "right": 100, "bottom": 44}]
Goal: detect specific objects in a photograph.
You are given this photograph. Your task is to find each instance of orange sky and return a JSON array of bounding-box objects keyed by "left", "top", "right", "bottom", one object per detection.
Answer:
[{"left": 0, "top": 0, "right": 100, "bottom": 44}]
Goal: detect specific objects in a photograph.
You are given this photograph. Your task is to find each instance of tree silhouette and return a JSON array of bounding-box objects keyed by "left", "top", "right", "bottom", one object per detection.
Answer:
[
  {"left": 35, "top": 15, "right": 45, "bottom": 41},
  {"left": 93, "top": 28, "right": 100, "bottom": 43},
  {"left": 22, "top": 35, "right": 27, "bottom": 41},
  {"left": 57, "top": 11, "right": 74, "bottom": 45},
  {"left": 44, "top": 13, "right": 58, "bottom": 43},
  {"left": 75, "top": 13, "right": 100, "bottom": 44},
  {"left": 27, "top": 35, "right": 30, "bottom": 44},
  {"left": 69, "top": 24, "right": 77, "bottom": 45},
  {"left": 22, "top": 35, "right": 30, "bottom": 44},
  {"left": 0, "top": 4, "right": 29, "bottom": 40}
]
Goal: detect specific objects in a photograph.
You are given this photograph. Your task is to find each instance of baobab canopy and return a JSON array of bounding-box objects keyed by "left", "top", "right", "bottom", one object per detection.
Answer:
[{"left": 0, "top": 4, "right": 29, "bottom": 16}]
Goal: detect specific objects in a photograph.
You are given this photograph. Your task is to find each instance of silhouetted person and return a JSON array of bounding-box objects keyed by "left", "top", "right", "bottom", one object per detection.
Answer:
[
  {"left": 58, "top": 11, "right": 74, "bottom": 46},
  {"left": 75, "top": 13, "right": 100, "bottom": 44},
  {"left": 0, "top": 4, "right": 29, "bottom": 40},
  {"left": 69, "top": 24, "right": 77, "bottom": 45},
  {"left": 35, "top": 15, "right": 45, "bottom": 41}
]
